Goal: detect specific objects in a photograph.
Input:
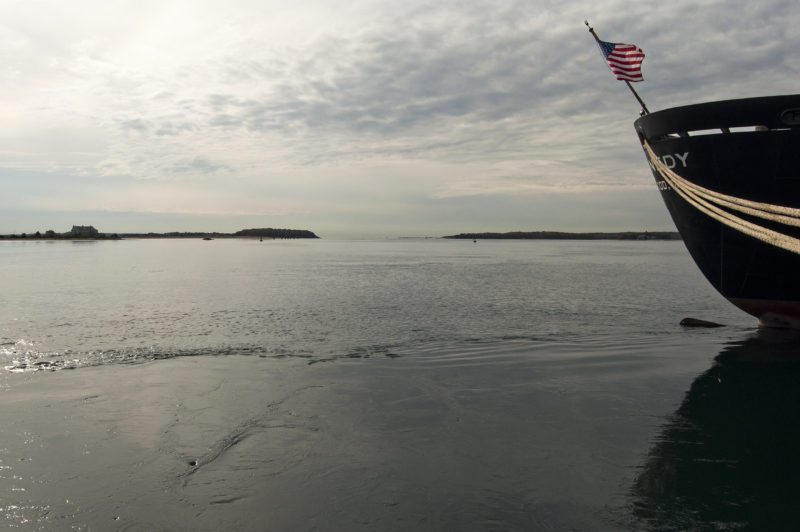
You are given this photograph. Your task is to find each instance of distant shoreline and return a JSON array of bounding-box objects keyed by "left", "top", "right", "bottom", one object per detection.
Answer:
[
  {"left": 443, "top": 231, "right": 681, "bottom": 241},
  {"left": 0, "top": 228, "right": 681, "bottom": 241},
  {"left": 0, "top": 227, "right": 320, "bottom": 240}
]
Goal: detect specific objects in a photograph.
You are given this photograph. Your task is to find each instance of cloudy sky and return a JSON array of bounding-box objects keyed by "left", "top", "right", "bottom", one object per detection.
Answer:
[{"left": 1, "top": 0, "right": 798, "bottom": 237}]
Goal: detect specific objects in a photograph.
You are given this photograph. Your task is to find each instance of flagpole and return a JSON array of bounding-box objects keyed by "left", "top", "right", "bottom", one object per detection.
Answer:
[{"left": 585, "top": 20, "right": 649, "bottom": 115}]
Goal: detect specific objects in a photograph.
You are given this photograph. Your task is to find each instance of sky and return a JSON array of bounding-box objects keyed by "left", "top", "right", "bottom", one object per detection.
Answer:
[{"left": 1, "top": 0, "right": 798, "bottom": 238}]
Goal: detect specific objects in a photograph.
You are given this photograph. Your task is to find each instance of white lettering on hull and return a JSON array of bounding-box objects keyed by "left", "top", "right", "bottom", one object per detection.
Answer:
[
  {"left": 647, "top": 151, "right": 690, "bottom": 192},
  {"left": 648, "top": 151, "right": 690, "bottom": 170}
]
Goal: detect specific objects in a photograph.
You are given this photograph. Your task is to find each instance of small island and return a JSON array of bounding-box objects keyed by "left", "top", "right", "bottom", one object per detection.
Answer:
[
  {"left": 233, "top": 228, "right": 318, "bottom": 239},
  {"left": 443, "top": 231, "right": 681, "bottom": 240},
  {"left": 0, "top": 226, "right": 320, "bottom": 240}
]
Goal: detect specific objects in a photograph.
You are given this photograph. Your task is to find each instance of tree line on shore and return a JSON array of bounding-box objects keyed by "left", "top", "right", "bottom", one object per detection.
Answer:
[
  {"left": 0, "top": 226, "right": 319, "bottom": 240},
  {"left": 443, "top": 231, "right": 681, "bottom": 240}
]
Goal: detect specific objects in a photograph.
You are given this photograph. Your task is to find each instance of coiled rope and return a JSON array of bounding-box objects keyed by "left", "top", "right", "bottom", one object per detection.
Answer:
[{"left": 643, "top": 140, "right": 800, "bottom": 255}]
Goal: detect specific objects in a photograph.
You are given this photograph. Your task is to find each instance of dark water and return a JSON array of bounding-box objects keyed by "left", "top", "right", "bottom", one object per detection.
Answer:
[{"left": 1, "top": 238, "right": 798, "bottom": 530}]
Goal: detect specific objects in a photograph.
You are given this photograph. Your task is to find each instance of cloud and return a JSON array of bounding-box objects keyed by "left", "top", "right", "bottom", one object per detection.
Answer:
[{"left": 0, "top": 0, "right": 798, "bottom": 235}]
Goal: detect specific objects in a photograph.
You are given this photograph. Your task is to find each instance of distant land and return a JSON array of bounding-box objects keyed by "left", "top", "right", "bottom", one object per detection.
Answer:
[
  {"left": 443, "top": 231, "right": 681, "bottom": 240},
  {"left": 123, "top": 228, "right": 320, "bottom": 239},
  {"left": 0, "top": 226, "right": 320, "bottom": 240}
]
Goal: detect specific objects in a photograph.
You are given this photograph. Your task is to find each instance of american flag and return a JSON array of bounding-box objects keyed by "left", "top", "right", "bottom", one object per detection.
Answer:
[{"left": 597, "top": 40, "right": 644, "bottom": 82}]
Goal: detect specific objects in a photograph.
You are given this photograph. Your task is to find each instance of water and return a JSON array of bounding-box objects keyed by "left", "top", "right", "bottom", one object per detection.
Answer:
[{"left": 1, "top": 238, "right": 796, "bottom": 530}]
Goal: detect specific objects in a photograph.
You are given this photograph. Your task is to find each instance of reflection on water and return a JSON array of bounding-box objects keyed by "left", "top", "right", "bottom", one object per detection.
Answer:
[{"left": 632, "top": 329, "right": 800, "bottom": 531}]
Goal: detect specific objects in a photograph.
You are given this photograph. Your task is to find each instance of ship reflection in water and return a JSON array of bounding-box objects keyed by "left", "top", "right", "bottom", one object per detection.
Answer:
[{"left": 632, "top": 330, "right": 800, "bottom": 530}]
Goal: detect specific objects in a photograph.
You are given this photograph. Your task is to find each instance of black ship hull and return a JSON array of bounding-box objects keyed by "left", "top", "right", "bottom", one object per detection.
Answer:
[{"left": 634, "top": 95, "right": 800, "bottom": 327}]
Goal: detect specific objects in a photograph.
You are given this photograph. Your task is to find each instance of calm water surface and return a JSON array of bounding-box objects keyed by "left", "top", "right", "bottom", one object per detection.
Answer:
[{"left": 1, "top": 238, "right": 798, "bottom": 530}]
